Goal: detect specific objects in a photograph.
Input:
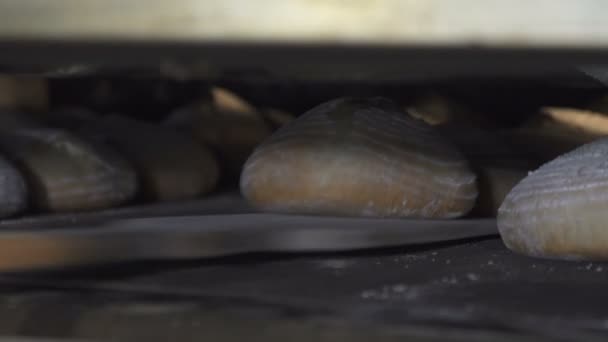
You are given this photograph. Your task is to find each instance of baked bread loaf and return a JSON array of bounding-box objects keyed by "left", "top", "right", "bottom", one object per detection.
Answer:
[
  {"left": 0, "top": 128, "right": 137, "bottom": 212},
  {"left": 498, "top": 138, "right": 608, "bottom": 259},
  {"left": 83, "top": 115, "right": 220, "bottom": 201},
  {"left": 166, "top": 92, "right": 272, "bottom": 180},
  {"left": 510, "top": 106, "right": 608, "bottom": 161},
  {"left": 241, "top": 97, "right": 478, "bottom": 218}
]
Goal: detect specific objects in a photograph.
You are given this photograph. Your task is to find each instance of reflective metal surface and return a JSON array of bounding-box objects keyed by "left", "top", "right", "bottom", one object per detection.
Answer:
[
  {"left": 0, "top": 202, "right": 495, "bottom": 272},
  {"left": 0, "top": 0, "right": 607, "bottom": 47}
]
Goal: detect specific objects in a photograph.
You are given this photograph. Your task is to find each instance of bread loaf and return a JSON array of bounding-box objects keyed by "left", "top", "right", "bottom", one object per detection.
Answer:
[
  {"left": 498, "top": 138, "right": 608, "bottom": 259},
  {"left": 0, "top": 128, "right": 137, "bottom": 212},
  {"left": 241, "top": 97, "right": 478, "bottom": 218},
  {"left": 84, "top": 115, "right": 220, "bottom": 201}
]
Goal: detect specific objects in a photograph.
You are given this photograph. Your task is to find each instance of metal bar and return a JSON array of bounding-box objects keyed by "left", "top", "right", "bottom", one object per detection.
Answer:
[
  {"left": 0, "top": 214, "right": 496, "bottom": 272},
  {"left": 0, "top": 0, "right": 607, "bottom": 47}
]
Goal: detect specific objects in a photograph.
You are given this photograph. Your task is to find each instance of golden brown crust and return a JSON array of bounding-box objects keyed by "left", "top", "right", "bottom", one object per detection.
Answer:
[{"left": 241, "top": 97, "right": 478, "bottom": 218}]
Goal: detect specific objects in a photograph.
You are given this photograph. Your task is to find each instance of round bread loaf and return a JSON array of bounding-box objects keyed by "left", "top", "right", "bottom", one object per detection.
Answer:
[
  {"left": 84, "top": 115, "right": 220, "bottom": 201},
  {"left": 498, "top": 138, "right": 608, "bottom": 259},
  {"left": 166, "top": 86, "right": 274, "bottom": 181},
  {"left": 167, "top": 104, "right": 272, "bottom": 181},
  {"left": 0, "top": 128, "right": 137, "bottom": 212},
  {"left": 510, "top": 106, "right": 608, "bottom": 162},
  {"left": 241, "top": 97, "right": 478, "bottom": 218}
]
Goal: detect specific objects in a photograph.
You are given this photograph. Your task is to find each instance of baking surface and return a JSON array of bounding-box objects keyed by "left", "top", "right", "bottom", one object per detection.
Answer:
[
  {"left": 0, "top": 200, "right": 496, "bottom": 272},
  {"left": 0, "top": 238, "right": 606, "bottom": 340},
  {"left": 0, "top": 191, "right": 252, "bottom": 230}
]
